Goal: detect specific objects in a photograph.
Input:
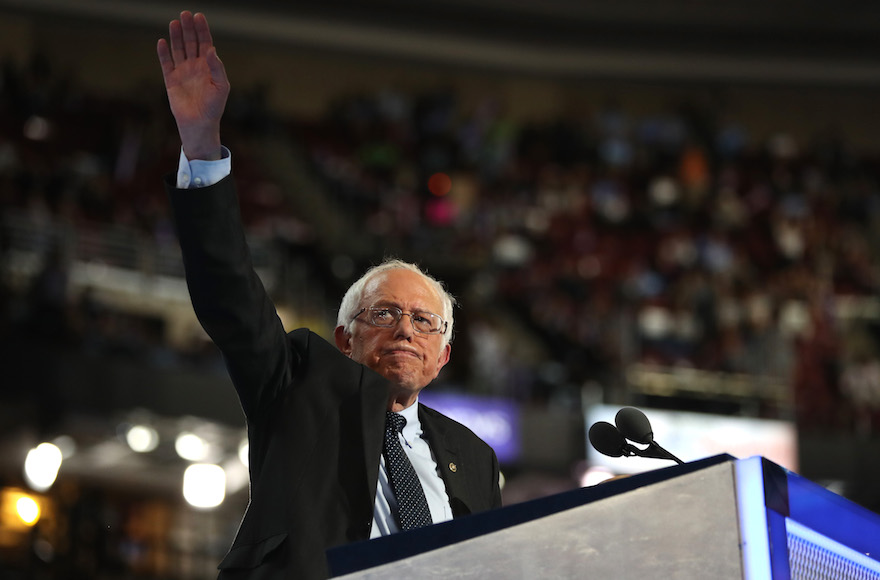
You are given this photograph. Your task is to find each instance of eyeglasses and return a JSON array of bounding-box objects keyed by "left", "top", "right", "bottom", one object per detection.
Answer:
[{"left": 353, "top": 306, "right": 448, "bottom": 335}]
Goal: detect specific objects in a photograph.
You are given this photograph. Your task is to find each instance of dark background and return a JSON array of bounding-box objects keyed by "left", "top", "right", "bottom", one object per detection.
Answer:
[{"left": 2, "top": 1, "right": 880, "bottom": 577}]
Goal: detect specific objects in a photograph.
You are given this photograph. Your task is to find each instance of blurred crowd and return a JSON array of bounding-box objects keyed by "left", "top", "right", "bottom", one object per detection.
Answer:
[
  {"left": 3, "top": 52, "right": 880, "bottom": 433},
  {"left": 0, "top": 54, "right": 293, "bottom": 367},
  {"left": 295, "top": 86, "right": 880, "bottom": 430}
]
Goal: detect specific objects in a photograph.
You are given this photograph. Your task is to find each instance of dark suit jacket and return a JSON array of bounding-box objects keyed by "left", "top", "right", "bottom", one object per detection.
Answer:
[{"left": 167, "top": 175, "right": 502, "bottom": 579}]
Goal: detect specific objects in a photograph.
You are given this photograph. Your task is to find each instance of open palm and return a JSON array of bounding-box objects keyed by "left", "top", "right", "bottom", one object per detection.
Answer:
[{"left": 157, "top": 11, "right": 229, "bottom": 159}]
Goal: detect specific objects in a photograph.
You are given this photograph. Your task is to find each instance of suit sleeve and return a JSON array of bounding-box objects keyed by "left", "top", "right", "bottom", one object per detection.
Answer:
[
  {"left": 165, "top": 175, "right": 296, "bottom": 420},
  {"left": 490, "top": 451, "right": 503, "bottom": 509}
]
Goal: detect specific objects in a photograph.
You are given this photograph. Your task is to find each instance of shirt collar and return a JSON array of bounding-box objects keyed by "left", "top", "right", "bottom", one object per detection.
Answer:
[{"left": 397, "top": 398, "right": 422, "bottom": 439}]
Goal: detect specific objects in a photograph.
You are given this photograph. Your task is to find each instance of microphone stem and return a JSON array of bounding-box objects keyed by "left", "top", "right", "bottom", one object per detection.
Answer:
[{"left": 651, "top": 442, "right": 684, "bottom": 465}]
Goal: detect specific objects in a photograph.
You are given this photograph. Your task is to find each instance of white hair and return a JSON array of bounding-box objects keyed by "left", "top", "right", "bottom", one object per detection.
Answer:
[{"left": 336, "top": 259, "right": 456, "bottom": 346}]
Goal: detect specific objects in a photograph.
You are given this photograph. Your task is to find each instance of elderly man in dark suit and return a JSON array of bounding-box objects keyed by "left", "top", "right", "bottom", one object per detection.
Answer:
[{"left": 157, "top": 11, "right": 502, "bottom": 579}]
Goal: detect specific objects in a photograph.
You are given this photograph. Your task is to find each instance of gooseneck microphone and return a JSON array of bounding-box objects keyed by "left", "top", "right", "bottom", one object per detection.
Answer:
[
  {"left": 588, "top": 421, "right": 638, "bottom": 458},
  {"left": 615, "top": 407, "right": 654, "bottom": 444},
  {"left": 589, "top": 407, "right": 684, "bottom": 465}
]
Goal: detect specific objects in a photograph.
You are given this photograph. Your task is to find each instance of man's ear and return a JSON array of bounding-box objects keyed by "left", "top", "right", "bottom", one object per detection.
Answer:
[
  {"left": 434, "top": 343, "right": 451, "bottom": 376},
  {"left": 334, "top": 325, "right": 352, "bottom": 357}
]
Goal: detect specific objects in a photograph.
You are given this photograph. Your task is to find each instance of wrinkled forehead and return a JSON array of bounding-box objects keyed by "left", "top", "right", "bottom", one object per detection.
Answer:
[{"left": 360, "top": 269, "right": 443, "bottom": 313}]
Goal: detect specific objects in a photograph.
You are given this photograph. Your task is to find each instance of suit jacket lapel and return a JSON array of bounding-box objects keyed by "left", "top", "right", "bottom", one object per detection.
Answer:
[
  {"left": 419, "top": 405, "right": 472, "bottom": 517},
  {"left": 360, "top": 368, "right": 390, "bottom": 510},
  {"left": 360, "top": 387, "right": 476, "bottom": 521}
]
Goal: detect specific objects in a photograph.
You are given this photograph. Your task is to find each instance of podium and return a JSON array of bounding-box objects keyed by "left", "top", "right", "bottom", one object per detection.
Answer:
[{"left": 327, "top": 455, "right": 880, "bottom": 579}]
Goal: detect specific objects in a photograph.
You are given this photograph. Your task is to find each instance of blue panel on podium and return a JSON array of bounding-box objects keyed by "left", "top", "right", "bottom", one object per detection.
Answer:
[{"left": 734, "top": 456, "right": 880, "bottom": 579}]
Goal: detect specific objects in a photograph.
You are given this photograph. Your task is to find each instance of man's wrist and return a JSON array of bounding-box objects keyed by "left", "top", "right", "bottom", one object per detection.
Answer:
[{"left": 178, "top": 123, "right": 223, "bottom": 161}]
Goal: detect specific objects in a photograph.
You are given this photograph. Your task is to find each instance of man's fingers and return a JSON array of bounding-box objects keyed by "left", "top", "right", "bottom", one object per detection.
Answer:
[
  {"left": 168, "top": 18, "right": 185, "bottom": 65},
  {"left": 156, "top": 38, "right": 175, "bottom": 79},
  {"left": 180, "top": 10, "right": 199, "bottom": 59},
  {"left": 206, "top": 47, "right": 227, "bottom": 84},
  {"left": 194, "top": 12, "right": 214, "bottom": 58}
]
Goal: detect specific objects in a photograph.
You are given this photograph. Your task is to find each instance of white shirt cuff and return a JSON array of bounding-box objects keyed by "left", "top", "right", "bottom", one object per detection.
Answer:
[{"left": 176, "top": 146, "right": 232, "bottom": 189}]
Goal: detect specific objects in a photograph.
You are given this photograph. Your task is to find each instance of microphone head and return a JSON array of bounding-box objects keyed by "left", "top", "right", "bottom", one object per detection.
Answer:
[
  {"left": 589, "top": 421, "right": 628, "bottom": 458},
  {"left": 615, "top": 407, "right": 654, "bottom": 444}
]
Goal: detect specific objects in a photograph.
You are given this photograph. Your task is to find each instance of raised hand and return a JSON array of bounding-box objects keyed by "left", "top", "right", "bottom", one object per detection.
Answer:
[{"left": 157, "top": 11, "right": 230, "bottom": 160}]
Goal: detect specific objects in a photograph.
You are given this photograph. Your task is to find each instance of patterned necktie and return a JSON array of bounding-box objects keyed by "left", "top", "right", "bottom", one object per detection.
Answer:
[{"left": 383, "top": 411, "right": 433, "bottom": 531}]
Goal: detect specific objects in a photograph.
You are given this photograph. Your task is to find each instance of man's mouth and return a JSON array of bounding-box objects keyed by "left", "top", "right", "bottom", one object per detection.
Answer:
[{"left": 384, "top": 347, "right": 420, "bottom": 359}]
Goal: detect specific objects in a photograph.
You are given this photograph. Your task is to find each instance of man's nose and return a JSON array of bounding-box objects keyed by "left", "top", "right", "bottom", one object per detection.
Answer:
[{"left": 393, "top": 313, "right": 415, "bottom": 339}]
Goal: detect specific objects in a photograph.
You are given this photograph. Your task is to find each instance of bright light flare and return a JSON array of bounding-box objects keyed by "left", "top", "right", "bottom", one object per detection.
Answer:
[
  {"left": 175, "top": 432, "right": 210, "bottom": 461},
  {"left": 126, "top": 425, "right": 159, "bottom": 453},
  {"left": 24, "top": 443, "right": 63, "bottom": 492},
  {"left": 16, "top": 495, "right": 41, "bottom": 526},
  {"left": 183, "top": 464, "right": 226, "bottom": 509}
]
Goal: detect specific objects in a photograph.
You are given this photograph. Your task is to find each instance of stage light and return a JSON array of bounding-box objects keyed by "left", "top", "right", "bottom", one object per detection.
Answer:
[
  {"left": 183, "top": 464, "right": 226, "bottom": 509},
  {"left": 126, "top": 424, "right": 159, "bottom": 453},
  {"left": 24, "top": 443, "right": 63, "bottom": 492},
  {"left": 175, "top": 432, "right": 210, "bottom": 461},
  {"left": 16, "top": 495, "right": 40, "bottom": 526}
]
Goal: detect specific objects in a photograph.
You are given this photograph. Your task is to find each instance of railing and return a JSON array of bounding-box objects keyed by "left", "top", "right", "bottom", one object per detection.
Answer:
[
  {"left": 2, "top": 208, "right": 278, "bottom": 305},
  {"left": 626, "top": 363, "right": 790, "bottom": 406}
]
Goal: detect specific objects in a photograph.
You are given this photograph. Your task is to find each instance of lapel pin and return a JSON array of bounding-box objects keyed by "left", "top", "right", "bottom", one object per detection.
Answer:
[{"left": 448, "top": 462, "right": 457, "bottom": 473}]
